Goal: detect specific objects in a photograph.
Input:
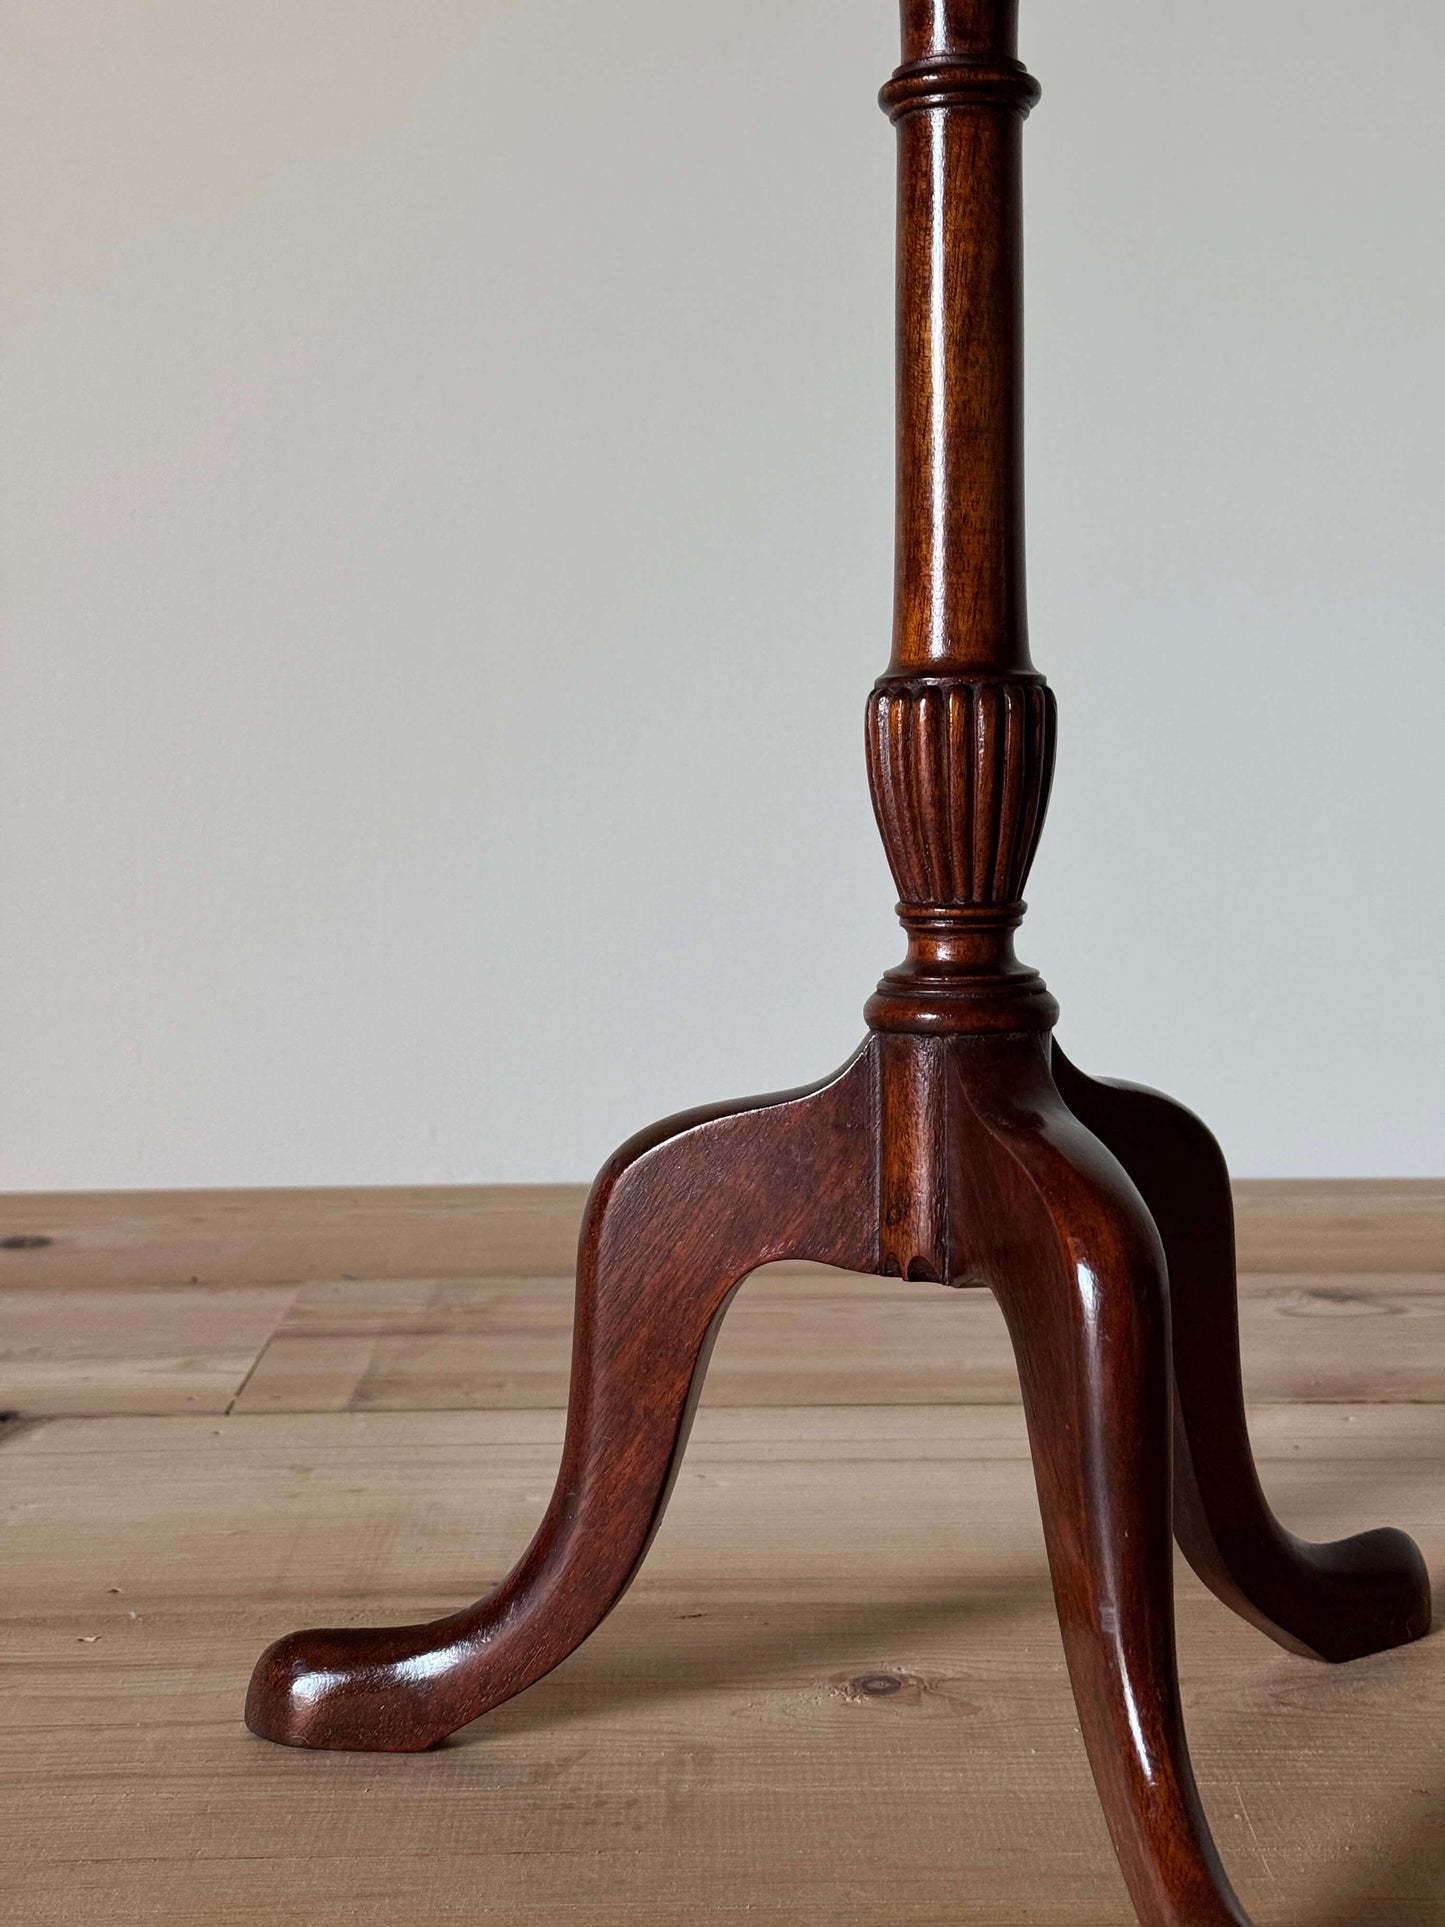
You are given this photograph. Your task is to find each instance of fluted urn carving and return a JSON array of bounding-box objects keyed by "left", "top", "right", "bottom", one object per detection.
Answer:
[{"left": 866, "top": 677, "right": 1055, "bottom": 909}]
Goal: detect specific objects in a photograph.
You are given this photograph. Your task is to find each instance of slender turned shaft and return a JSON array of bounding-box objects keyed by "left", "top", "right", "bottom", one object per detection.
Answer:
[
  {"left": 866, "top": 0, "right": 1051, "bottom": 1034},
  {"left": 884, "top": 0, "right": 1039, "bottom": 677}
]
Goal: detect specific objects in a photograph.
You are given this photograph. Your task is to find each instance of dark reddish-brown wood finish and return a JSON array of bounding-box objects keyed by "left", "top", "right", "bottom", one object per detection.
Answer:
[
  {"left": 1051, "top": 1048, "right": 1431, "bottom": 1667},
  {"left": 247, "top": 4, "right": 1430, "bottom": 1920},
  {"left": 247, "top": 1049, "right": 880, "bottom": 1751}
]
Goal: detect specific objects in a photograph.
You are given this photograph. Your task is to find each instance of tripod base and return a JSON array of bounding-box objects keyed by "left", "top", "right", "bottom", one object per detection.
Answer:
[{"left": 246, "top": 1033, "right": 1429, "bottom": 1926}]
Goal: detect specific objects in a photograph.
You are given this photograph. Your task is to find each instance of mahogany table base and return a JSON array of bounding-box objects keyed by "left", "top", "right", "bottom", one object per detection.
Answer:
[
  {"left": 245, "top": 1032, "right": 1430, "bottom": 1923},
  {"left": 246, "top": 6, "right": 1431, "bottom": 1923}
]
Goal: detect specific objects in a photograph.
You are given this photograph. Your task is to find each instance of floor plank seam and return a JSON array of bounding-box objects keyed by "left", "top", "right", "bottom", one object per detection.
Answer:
[{"left": 224, "top": 1345, "right": 271, "bottom": 1418}]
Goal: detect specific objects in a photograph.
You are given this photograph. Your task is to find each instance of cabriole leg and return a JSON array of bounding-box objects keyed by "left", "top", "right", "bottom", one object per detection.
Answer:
[
  {"left": 951, "top": 1037, "right": 1253, "bottom": 1926},
  {"left": 1053, "top": 1046, "right": 1431, "bottom": 1663},
  {"left": 246, "top": 1048, "right": 878, "bottom": 1751}
]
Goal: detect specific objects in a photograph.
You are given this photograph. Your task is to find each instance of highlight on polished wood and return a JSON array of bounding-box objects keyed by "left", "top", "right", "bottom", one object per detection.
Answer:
[{"left": 235, "top": 5, "right": 1432, "bottom": 1923}]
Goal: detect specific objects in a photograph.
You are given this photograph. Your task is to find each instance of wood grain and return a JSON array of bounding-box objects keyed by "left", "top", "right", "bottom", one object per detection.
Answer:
[
  {"left": 0, "top": 1284, "right": 297, "bottom": 1417},
  {"left": 0, "top": 1185, "right": 592, "bottom": 1289},
  {"left": 234, "top": 1268, "right": 1445, "bottom": 1417},
  {"left": 2, "top": 1179, "right": 1438, "bottom": 1295},
  {"left": 3, "top": 1405, "right": 1440, "bottom": 1927},
  {"left": 1230, "top": 1182, "right": 1444, "bottom": 1276},
  {"left": 4, "top": 1265, "right": 1435, "bottom": 1421}
]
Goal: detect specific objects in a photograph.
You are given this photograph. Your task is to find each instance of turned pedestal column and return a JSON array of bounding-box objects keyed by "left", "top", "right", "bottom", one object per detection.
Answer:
[{"left": 245, "top": 6, "right": 1431, "bottom": 1922}]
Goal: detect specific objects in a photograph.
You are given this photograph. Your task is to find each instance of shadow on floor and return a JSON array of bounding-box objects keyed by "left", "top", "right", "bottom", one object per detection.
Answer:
[{"left": 462, "top": 1563, "right": 1058, "bottom": 1745}]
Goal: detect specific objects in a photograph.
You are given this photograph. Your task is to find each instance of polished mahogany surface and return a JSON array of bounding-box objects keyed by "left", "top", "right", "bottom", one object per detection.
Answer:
[{"left": 247, "top": 6, "right": 1430, "bottom": 1922}]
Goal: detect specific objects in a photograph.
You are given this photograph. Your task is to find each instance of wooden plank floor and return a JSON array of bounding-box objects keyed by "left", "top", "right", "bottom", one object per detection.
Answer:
[
  {"left": 3, "top": 1268, "right": 1441, "bottom": 1420},
  {"left": 2, "top": 1191, "right": 1442, "bottom": 1924}
]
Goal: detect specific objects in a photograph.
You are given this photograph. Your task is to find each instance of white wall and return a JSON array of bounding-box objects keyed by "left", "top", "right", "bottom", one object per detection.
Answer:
[{"left": 2, "top": 0, "right": 1441, "bottom": 1189}]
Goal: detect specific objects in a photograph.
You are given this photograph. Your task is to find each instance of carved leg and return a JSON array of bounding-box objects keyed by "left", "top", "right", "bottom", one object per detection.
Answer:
[
  {"left": 245, "top": 1047, "right": 879, "bottom": 1751},
  {"left": 949, "top": 1036, "right": 1251, "bottom": 1926},
  {"left": 1053, "top": 1046, "right": 1431, "bottom": 1664}
]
